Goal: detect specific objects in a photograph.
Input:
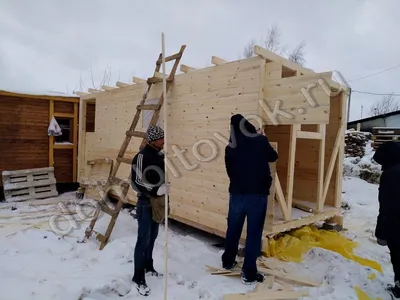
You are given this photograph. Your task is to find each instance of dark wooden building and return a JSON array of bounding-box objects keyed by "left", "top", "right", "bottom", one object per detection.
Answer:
[{"left": 0, "top": 89, "right": 80, "bottom": 188}]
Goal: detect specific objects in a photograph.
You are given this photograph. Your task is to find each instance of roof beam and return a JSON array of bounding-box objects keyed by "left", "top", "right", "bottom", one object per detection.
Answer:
[
  {"left": 254, "top": 45, "right": 314, "bottom": 75},
  {"left": 88, "top": 88, "right": 103, "bottom": 93},
  {"left": 211, "top": 56, "right": 227, "bottom": 66},
  {"left": 132, "top": 76, "right": 146, "bottom": 84},
  {"left": 115, "top": 81, "right": 131, "bottom": 87},
  {"left": 101, "top": 85, "right": 118, "bottom": 91},
  {"left": 180, "top": 64, "right": 195, "bottom": 73},
  {"left": 74, "top": 91, "right": 90, "bottom": 96},
  {"left": 154, "top": 71, "right": 169, "bottom": 79}
]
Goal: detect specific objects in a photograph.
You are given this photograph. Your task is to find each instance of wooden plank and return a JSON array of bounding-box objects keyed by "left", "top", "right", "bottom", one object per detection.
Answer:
[
  {"left": 321, "top": 125, "right": 344, "bottom": 207},
  {"left": 316, "top": 124, "right": 326, "bottom": 212},
  {"left": 49, "top": 100, "right": 54, "bottom": 167},
  {"left": 4, "top": 178, "right": 56, "bottom": 190},
  {"left": 132, "top": 77, "right": 146, "bottom": 84},
  {"left": 54, "top": 144, "right": 74, "bottom": 149},
  {"left": 180, "top": 64, "right": 195, "bottom": 73},
  {"left": 74, "top": 91, "right": 90, "bottom": 96},
  {"left": 296, "top": 131, "right": 323, "bottom": 139},
  {"left": 274, "top": 175, "right": 289, "bottom": 221},
  {"left": 2, "top": 167, "right": 55, "bottom": 176},
  {"left": 116, "top": 81, "right": 131, "bottom": 87},
  {"left": 211, "top": 56, "right": 227, "bottom": 65},
  {"left": 77, "top": 99, "right": 88, "bottom": 181},
  {"left": 0, "top": 90, "right": 79, "bottom": 103},
  {"left": 4, "top": 190, "right": 58, "bottom": 202},
  {"left": 286, "top": 124, "right": 299, "bottom": 219},
  {"left": 54, "top": 112, "right": 74, "bottom": 118},
  {"left": 88, "top": 88, "right": 103, "bottom": 93},
  {"left": 223, "top": 290, "right": 309, "bottom": 300},
  {"left": 257, "top": 266, "right": 320, "bottom": 287},
  {"left": 73, "top": 102, "right": 78, "bottom": 182},
  {"left": 335, "top": 91, "right": 348, "bottom": 209},
  {"left": 254, "top": 45, "right": 314, "bottom": 75},
  {"left": 101, "top": 85, "right": 118, "bottom": 90}
]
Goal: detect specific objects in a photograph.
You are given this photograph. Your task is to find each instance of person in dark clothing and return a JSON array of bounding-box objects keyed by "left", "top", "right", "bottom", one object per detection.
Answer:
[
  {"left": 130, "top": 125, "right": 168, "bottom": 296},
  {"left": 221, "top": 114, "right": 278, "bottom": 285},
  {"left": 372, "top": 141, "right": 400, "bottom": 298}
]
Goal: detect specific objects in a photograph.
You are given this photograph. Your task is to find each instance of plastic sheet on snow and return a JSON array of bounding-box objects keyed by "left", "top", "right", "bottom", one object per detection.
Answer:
[{"left": 263, "top": 225, "right": 382, "bottom": 273}]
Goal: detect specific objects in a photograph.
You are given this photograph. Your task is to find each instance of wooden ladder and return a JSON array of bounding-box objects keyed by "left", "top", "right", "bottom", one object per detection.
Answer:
[{"left": 83, "top": 45, "right": 186, "bottom": 250}]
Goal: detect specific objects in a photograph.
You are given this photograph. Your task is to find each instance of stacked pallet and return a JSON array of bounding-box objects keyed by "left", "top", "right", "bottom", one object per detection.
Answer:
[
  {"left": 345, "top": 129, "right": 369, "bottom": 157},
  {"left": 2, "top": 167, "right": 58, "bottom": 202},
  {"left": 372, "top": 127, "right": 400, "bottom": 150}
]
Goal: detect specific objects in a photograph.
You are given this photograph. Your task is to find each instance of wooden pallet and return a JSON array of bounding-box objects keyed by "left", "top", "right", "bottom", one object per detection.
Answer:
[{"left": 2, "top": 167, "right": 58, "bottom": 202}]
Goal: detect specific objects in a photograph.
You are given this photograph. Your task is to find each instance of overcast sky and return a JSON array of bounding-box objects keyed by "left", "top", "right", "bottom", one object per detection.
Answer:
[{"left": 1, "top": 0, "right": 399, "bottom": 121}]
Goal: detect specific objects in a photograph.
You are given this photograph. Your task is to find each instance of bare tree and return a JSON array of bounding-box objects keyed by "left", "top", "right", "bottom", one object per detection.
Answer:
[
  {"left": 71, "top": 66, "right": 121, "bottom": 94},
  {"left": 242, "top": 23, "right": 306, "bottom": 66},
  {"left": 368, "top": 93, "right": 400, "bottom": 116},
  {"left": 287, "top": 41, "right": 306, "bottom": 66},
  {"left": 264, "top": 23, "right": 282, "bottom": 54},
  {"left": 243, "top": 38, "right": 257, "bottom": 58}
]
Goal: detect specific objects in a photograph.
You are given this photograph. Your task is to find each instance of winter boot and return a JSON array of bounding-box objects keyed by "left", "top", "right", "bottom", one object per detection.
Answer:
[
  {"left": 145, "top": 259, "right": 163, "bottom": 278},
  {"left": 222, "top": 260, "right": 238, "bottom": 270},
  {"left": 132, "top": 269, "right": 150, "bottom": 296},
  {"left": 241, "top": 271, "right": 265, "bottom": 285}
]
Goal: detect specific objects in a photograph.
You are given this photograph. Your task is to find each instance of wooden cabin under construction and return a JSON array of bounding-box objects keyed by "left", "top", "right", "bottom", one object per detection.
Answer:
[
  {"left": 0, "top": 90, "right": 80, "bottom": 193},
  {"left": 76, "top": 44, "right": 349, "bottom": 241}
]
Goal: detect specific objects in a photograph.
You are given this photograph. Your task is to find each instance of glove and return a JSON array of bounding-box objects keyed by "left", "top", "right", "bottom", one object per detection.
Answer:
[
  {"left": 156, "top": 183, "right": 170, "bottom": 196},
  {"left": 377, "top": 238, "right": 387, "bottom": 246}
]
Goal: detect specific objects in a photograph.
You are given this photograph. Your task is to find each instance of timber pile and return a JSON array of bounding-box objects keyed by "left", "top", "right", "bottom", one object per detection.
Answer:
[
  {"left": 206, "top": 258, "right": 320, "bottom": 299},
  {"left": 2, "top": 167, "right": 58, "bottom": 202},
  {"left": 372, "top": 127, "right": 400, "bottom": 150},
  {"left": 345, "top": 129, "right": 368, "bottom": 157}
]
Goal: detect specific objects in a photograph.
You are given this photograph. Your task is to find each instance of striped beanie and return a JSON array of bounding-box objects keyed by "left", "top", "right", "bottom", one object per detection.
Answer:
[{"left": 146, "top": 125, "right": 164, "bottom": 142}]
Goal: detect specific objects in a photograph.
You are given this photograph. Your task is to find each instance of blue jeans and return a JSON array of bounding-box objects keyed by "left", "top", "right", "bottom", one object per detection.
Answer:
[
  {"left": 222, "top": 193, "right": 267, "bottom": 279},
  {"left": 133, "top": 196, "right": 159, "bottom": 280}
]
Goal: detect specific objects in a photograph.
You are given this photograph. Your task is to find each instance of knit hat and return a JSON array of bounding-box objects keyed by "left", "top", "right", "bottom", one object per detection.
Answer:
[{"left": 146, "top": 125, "right": 164, "bottom": 142}]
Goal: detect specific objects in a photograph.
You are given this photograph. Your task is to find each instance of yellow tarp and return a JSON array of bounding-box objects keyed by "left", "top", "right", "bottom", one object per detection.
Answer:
[
  {"left": 263, "top": 225, "right": 382, "bottom": 273},
  {"left": 354, "top": 286, "right": 382, "bottom": 300}
]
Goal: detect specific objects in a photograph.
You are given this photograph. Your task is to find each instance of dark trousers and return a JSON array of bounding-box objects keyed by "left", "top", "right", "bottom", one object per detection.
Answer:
[
  {"left": 222, "top": 193, "right": 267, "bottom": 279},
  {"left": 133, "top": 196, "right": 159, "bottom": 280},
  {"left": 388, "top": 239, "right": 400, "bottom": 284}
]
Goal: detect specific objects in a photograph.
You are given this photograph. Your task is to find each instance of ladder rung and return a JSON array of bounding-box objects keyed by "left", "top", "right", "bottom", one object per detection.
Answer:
[
  {"left": 147, "top": 77, "right": 173, "bottom": 84},
  {"left": 126, "top": 130, "right": 146, "bottom": 138},
  {"left": 156, "top": 52, "right": 182, "bottom": 65},
  {"left": 116, "top": 157, "right": 132, "bottom": 164},
  {"left": 95, "top": 232, "right": 107, "bottom": 243},
  {"left": 137, "top": 104, "right": 160, "bottom": 110}
]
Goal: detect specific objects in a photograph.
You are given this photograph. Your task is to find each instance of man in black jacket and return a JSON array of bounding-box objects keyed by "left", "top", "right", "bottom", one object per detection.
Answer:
[
  {"left": 221, "top": 114, "right": 278, "bottom": 285},
  {"left": 373, "top": 141, "right": 400, "bottom": 298},
  {"left": 130, "top": 125, "right": 168, "bottom": 296}
]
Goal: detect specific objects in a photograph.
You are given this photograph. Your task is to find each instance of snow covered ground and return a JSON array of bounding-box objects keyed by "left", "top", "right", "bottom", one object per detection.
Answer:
[{"left": 0, "top": 166, "right": 395, "bottom": 299}]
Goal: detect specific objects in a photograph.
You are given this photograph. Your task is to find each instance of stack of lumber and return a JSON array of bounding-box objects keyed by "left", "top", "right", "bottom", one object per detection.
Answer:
[
  {"left": 345, "top": 129, "right": 368, "bottom": 157},
  {"left": 2, "top": 167, "right": 58, "bottom": 202},
  {"left": 206, "top": 257, "right": 321, "bottom": 299},
  {"left": 372, "top": 127, "right": 400, "bottom": 150}
]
